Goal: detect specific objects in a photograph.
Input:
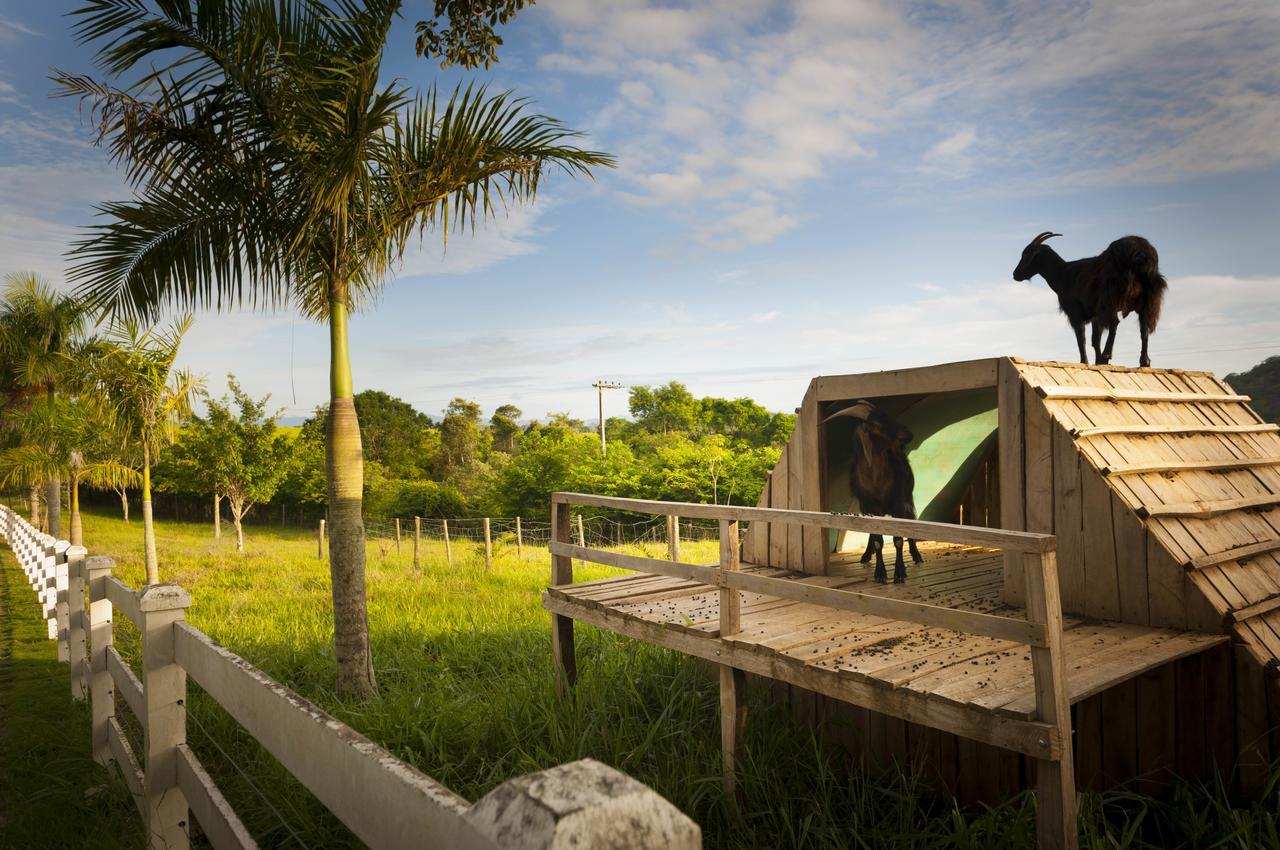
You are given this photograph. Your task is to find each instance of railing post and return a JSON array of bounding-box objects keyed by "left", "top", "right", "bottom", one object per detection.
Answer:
[
  {"left": 667, "top": 515, "right": 681, "bottom": 562},
  {"left": 550, "top": 500, "right": 576, "bottom": 698},
  {"left": 515, "top": 516, "right": 523, "bottom": 560},
  {"left": 1024, "top": 550, "right": 1077, "bottom": 850},
  {"left": 413, "top": 516, "right": 421, "bottom": 568},
  {"left": 718, "top": 519, "right": 746, "bottom": 814},
  {"left": 67, "top": 545, "right": 88, "bottom": 701},
  {"left": 139, "top": 583, "right": 193, "bottom": 850},
  {"left": 54, "top": 541, "right": 71, "bottom": 661},
  {"left": 86, "top": 556, "right": 116, "bottom": 768},
  {"left": 483, "top": 517, "right": 493, "bottom": 570}
]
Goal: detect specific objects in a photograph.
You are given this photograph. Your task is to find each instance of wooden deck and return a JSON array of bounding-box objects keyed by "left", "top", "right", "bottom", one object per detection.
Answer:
[{"left": 544, "top": 543, "right": 1227, "bottom": 723}]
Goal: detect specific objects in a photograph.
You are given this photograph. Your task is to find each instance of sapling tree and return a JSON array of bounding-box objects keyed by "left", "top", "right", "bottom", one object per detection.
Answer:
[{"left": 205, "top": 377, "right": 290, "bottom": 552}]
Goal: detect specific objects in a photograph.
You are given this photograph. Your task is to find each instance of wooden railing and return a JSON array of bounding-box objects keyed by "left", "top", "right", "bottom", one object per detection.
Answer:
[
  {"left": 0, "top": 505, "right": 700, "bottom": 850},
  {"left": 549, "top": 493, "right": 1077, "bottom": 850}
]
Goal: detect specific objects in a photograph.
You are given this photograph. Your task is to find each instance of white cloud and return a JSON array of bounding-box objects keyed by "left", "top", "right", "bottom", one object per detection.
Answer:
[{"left": 394, "top": 201, "right": 547, "bottom": 278}]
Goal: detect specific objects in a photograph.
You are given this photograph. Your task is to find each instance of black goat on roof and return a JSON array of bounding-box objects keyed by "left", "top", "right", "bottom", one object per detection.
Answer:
[{"left": 825, "top": 400, "right": 923, "bottom": 583}]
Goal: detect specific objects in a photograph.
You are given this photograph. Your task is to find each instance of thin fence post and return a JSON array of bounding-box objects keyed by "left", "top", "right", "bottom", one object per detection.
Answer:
[
  {"left": 86, "top": 556, "right": 116, "bottom": 768},
  {"left": 318, "top": 518, "right": 325, "bottom": 560},
  {"left": 483, "top": 518, "right": 493, "bottom": 570},
  {"left": 140, "top": 583, "right": 192, "bottom": 850},
  {"left": 576, "top": 514, "right": 586, "bottom": 549},
  {"left": 67, "top": 545, "right": 88, "bottom": 701},
  {"left": 443, "top": 519, "right": 452, "bottom": 565},
  {"left": 413, "top": 516, "right": 421, "bottom": 568},
  {"left": 395, "top": 518, "right": 402, "bottom": 556},
  {"left": 667, "top": 515, "right": 681, "bottom": 562},
  {"left": 51, "top": 541, "right": 69, "bottom": 653},
  {"left": 718, "top": 519, "right": 745, "bottom": 813},
  {"left": 550, "top": 499, "right": 576, "bottom": 698},
  {"left": 1024, "top": 550, "right": 1077, "bottom": 850},
  {"left": 516, "top": 516, "right": 523, "bottom": 560}
]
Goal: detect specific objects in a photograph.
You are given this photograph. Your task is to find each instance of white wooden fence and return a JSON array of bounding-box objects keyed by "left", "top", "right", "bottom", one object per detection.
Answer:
[{"left": 0, "top": 505, "right": 701, "bottom": 850}]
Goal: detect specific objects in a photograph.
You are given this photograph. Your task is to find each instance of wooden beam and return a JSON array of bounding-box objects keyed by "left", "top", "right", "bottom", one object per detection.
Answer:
[
  {"left": 810, "top": 358, "right": 999, "bottom": 402},
  {"left": 1072, "top": 423, "right": 1279, "bottom": 439},
  {"left": 543, "top": 594, "right": 1063, "bottom": 760},
  {"left": 1137, "top": 493, "right": 1280, "bottom": 520},
  {"left": 1184, "top": 538, "right": 1280, "bottom": 572},
  {"left": 719, "top": 666, "right": 747, "bottom": 815},
  {"left": 800, "top": 387, "right": 827, "bottom": 574},
  {"left": 1037, "top": 386, "right": 1249, "bottom": 404},
  {"left": 999, "top": 358, "right": 1027, "bottom": 605},
  {"left": 551, "top": 542, "right": 719, "bottom": 586},
  {"left": 1102, "top": 457, "right": 1280, "bottom": 477},
  {"left": 552, "top": 493, "right": 1056, "bottom": 553},
  {"left": 550, "top": 502, "right": 576, "bottom": 697},
  {"left": 1226, "top": 593, "right": 1280, "bottom": 624}
]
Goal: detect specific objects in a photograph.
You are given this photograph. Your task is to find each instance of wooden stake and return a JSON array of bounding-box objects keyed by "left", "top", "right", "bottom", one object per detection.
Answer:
[
  {"left": 577, "top": 514, "right": 586, "bottom": 549},
  {"left": 318, "top": 519, "right": 325, "bottom": 560},
  {"left": 483, "top": 518, "right": 493, "bottom": 570},
  {"left": 720, "top": 666, "right": 747, "bottom": 815},
  {"left": 551, "top": 502, "right": 576, "bottom": 698},
  {"left": 443, "top": 519, "right": 452, "bottom": 565},
  {"left": 667, "top": 515, "right": 681, "bottom": 562},
  {"left": 516, "top": 516, "right": 524, "bottom": 560},
  {"left": 413, "top": 516, "right": 421, "bottom": 568},
  {"left": 395, "top": 518, "right": 401, "bottom": 555}
]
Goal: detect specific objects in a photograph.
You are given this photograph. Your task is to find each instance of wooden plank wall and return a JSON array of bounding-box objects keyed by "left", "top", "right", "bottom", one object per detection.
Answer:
[
  {"left": 782, "top": 641, "right": 1272, "bottom": 807},
  {"left": 742, "top": 398, "right": 825, "bottom": 574}
]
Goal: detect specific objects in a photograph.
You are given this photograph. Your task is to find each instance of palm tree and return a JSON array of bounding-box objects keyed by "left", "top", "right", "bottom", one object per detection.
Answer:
[
  {"left": 58, "top": 0, "right": 613, "bottom": 699},
  {"left": 0, "top": 395, "right": 140, "bottom": 546},
  {"left": 0, "top": 273, "right": 90, "bottom": 537},
  {"left": 94, "top": 317, "right": 202, "bottom": 583}
]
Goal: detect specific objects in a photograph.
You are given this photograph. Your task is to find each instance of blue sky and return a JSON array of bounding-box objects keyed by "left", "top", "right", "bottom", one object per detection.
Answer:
[{"left": 1, "top": 1, "right": 1278, "bottom": 423}]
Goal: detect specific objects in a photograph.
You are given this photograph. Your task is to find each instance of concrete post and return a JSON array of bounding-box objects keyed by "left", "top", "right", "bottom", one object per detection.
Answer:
[
  {"left": 139, "top": 583, "right": 193, "bottom": 850},
  {"left": 463, "top": 758, "right": 701, "bottom": 849},
  {"left": 66, "top": 545, "right": 89, "bottom": 701},
  {"left": 87, "top": 557, "right": 116, "bottom": 768}
]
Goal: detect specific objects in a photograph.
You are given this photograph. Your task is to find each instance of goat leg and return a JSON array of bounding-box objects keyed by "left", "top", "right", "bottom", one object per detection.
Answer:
[
  {"left": 892, "top": 536, "right": 907, "bottom": 583},
  {"left": 908, "top": 538, "right": 924, "bottom": 564},
  {"left": 1138, "top": 310, "right": 1152, "bottom": 367},
  {"left": 859, "top": 535, "right": 875, "bottom": 564},
  {"left": 1073, "top": 321, "right": 1088, "bottom": 364},
  {"left": 1102, "top": 321, "right": 1117, "bottom": 364},
  {"left": 1090, "top": 321, "right": 1105, "bottom": 364},
  {"left": 871, "top": 535, "right": 887, "bottom": 583}
]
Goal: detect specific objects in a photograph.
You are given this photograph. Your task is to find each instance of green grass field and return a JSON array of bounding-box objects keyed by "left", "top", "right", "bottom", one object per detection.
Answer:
[{"left": 1, "top": 509, "right": 1278, "bottom": 848}]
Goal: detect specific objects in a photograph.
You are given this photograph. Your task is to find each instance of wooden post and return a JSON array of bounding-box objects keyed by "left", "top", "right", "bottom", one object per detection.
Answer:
[
  {"left": 139, "top": 583, "right": 193, "bottom": 850},
  {"left": 1024, "top": 550, "right": 1078, "bottom": 850},
  {"left": 999, "top": 358, "right": 1027, "bottom": 604},
  {"left": 395, "top": 518, "right": 402, "bottom": 555},
  {"left": 483, "top": 518, "right": 493, "bottom": 570},
  {"left": 318, "top": 518, "right": 325, "bottom": 560},
  {"left": 667, "top": 515, "right": 681, "bottom": 562},
  {"left": 413, "top": 516, "right": 421, "bottom": 568},
  {"left": 550, "top": 500, "right": 576, "bottom": 698},
  {"left": 53, "top": 541, "right": 70, "bottom": 658},
  {"left": 718, "top": 519, "right": 746, "bottom": 813},
  {"left": 86, "top": 557, "right": 115, "bottom": 768},
  {"left": 516, "top": 516, "right": 524, "bottom": 560},
  {"left": 576, "top": 514, "right": 586, "bottom": 549},
  {"left": 443, "top": 519, "right": 452, "bottom": 565},
  {"left": 67, "top": 545, "right": 88, "bottom": 701}
]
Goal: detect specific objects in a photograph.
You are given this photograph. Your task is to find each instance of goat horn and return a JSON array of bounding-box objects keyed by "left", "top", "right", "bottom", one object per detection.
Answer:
[
  {"left": 1030, "top": 231, "right": 1062, "bottom": 247},
  {"left": 821, "top": 400, "right": 875, "bottom": 424}
]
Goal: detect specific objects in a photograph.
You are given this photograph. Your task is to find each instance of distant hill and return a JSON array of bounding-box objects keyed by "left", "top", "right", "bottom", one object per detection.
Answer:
[{"left": 1225, "top": 356, "right": 1280, "bottom": 423}]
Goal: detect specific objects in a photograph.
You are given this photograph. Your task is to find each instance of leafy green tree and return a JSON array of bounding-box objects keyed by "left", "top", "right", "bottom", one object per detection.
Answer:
[
  {"left": 415, "top": 0, "right": 535, "bottom": 69},
  {"left": 490, "top": 403, "right": 522, "bottom": 453},
  {"left": 94, "top": 318, "right": 202, "bottom": 583},
  {"left": 0, "top": 274, "right": 90, "bottom": 536},
  {"left": 629, "top": 382, "right": 699, "bottom": 434},
  {"left": 354, "top": 390, "right": 434, "bottom": 474},
  {"left": 59, "top": 0, "right": 612, "bottom": 699},
  {"left": 1226, "top": 356, "right": 1280, "bottom": 423},
  {"left": 205, "top": 378, "right": 290, "bottom": 552},
  {"left": 156, "top": 413, "right": 227, "bottom": 541},
  {"left": 440, "top": 398, "right": 489, "bottom": 476}
]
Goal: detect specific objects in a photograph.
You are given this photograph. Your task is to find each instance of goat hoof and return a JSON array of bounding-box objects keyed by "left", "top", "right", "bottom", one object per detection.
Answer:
[
  {"left": 912, "top": 554, "right": 924, "bottom": 564},
  {"left": 1140, "top": 357, "right": 1151, "bottom": 368},
  {"left": 873, "top": 569, "right": 887, "bottom": 584},
  {"left": 893, "top": 573, "right": 906, "bottom": 584}
]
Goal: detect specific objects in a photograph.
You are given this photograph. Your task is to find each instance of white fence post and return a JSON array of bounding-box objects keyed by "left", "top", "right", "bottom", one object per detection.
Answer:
[
  {"left": 67, "top": 545, "right": 89, "bottom": 701},
  {"left": 140, "top": 583, "right": 192, "bottom": 850},
  {"left": 54, "top": 541, "right": 71, "bottom": 661},
  {"left": 87, "top": 556, "right": 116, "bottom": 768}
]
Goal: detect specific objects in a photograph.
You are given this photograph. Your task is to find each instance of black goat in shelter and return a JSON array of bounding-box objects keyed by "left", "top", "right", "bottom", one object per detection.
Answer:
[{"left": 825, "top": 400, "right": 923, "bottom": 583}]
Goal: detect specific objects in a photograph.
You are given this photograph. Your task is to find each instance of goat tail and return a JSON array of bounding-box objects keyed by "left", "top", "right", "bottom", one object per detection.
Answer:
[{"left": 1140, "top": 269, "right": 1167, "bottom": 332}]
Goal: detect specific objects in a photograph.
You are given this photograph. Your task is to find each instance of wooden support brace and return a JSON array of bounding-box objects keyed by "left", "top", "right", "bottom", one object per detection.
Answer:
[
  {"left": 1138, "top": 493, "right": 1280, "bottom": 520},
  {"left": 550, "top": 502, "right": 576, "bottom": 698},
  {"left": 719, "top": 666, "right": 747, "bottom": 815},
  {"left": 1185, "top": 538, "right": 1280, "bottom": 571}
]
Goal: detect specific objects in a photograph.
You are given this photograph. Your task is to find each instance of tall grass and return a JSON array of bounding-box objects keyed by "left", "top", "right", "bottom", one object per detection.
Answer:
[{"left": 2, "top": 509, "right": 1277, "bottom": 848}]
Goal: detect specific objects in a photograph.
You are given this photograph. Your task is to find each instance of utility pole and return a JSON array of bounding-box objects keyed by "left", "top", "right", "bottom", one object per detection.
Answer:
[{"left": 592, "top": 380, "right": 623, "bottom": 456}]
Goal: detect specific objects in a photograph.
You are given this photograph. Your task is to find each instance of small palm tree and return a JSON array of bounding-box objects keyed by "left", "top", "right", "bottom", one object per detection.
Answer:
[
  {"left": 0, "top": 273, "right": 90, "bottom": 536},
  {"left": 94, "top": 317, "right": 203, "bottom": 583},
  {"left": 58, "top": 0, "right": 613, "bottom": 698},
  {"left": 0, "top": 396, "right": 140, "bottom": 545}
]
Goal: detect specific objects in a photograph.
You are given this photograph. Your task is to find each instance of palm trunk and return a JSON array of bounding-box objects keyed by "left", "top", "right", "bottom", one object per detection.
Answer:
[
  {"left": 70, "top": 478, "right": 83, "bottom": 547},
  {"left": 29, "top": 486, "right": 41, "bottom": 528},
  {"left": 326, "top": 298, "right": 376, "bottom": 699},
  {"left": 45, "top": 478, "right": 62, "bottom": 538},
  {"left": 214, "top": 492, "right": 222, "bottom": 543},
  {"left": 142, "top": 444, "right": 159, "bottom": 585},
  {"left": 118, "top": 487, "right": 130, "bottom": 522}
]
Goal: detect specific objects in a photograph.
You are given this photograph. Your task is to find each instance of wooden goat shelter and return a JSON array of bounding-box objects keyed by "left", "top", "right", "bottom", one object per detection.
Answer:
[
  {"left": 545, "top": 357, "right": 1280, "bottom": 848},
  {"left": 739, "top": 357, "right": 1280, "bottom": 801}
]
